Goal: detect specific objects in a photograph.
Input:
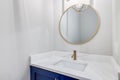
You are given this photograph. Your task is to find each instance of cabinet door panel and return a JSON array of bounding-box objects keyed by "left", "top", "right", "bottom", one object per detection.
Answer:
[
  {"left": 60, "top": 75, "right": 78, "bottom": 80},
  {"left": 36, "top": 72, "right": 55, "bottom": 80}
]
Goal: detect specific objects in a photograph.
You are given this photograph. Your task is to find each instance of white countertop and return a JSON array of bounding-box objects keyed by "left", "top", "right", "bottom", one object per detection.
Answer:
[{"left": 30, "top": 51, "right": 120, "bottom": 80}]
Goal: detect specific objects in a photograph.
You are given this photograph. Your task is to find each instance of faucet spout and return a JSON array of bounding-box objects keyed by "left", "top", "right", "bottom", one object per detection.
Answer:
[{"left": 72, "top": 50, "right": 77, "bottom": 60}]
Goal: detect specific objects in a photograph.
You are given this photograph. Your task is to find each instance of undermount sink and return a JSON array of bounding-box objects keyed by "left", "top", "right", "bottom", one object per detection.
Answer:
[{"left": 53, "top": 60, "right": 87, "bottom": 71}]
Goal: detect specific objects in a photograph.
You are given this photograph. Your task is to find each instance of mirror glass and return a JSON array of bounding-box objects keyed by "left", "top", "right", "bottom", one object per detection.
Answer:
[{"left": 59, "top": 4, "right": 100, "bottom": 44}]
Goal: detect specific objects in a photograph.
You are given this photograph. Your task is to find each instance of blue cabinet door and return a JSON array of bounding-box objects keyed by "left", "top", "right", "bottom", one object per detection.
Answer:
[
  {"left": 30, "top": 66, "right": 59, "bottom": 80},
  {"left": 30, "top": 66, "right": 78, "bottom": 80},
  {"left": 35, "top": 72, "right": 58, "bottom": 80}
]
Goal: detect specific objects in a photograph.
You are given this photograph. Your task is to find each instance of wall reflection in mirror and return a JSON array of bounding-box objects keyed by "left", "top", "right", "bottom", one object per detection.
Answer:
[{"left": 59, "top": 4, "right": 100, "bottom": 44}]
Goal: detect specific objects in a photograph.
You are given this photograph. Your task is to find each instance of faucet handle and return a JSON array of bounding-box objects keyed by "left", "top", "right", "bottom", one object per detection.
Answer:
[{"left": 73, "top": 50, "right": 76, "bottom": 54}]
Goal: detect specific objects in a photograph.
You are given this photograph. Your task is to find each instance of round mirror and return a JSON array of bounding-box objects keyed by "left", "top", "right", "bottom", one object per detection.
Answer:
[{"left": 59, "top": 4, "right": 100, "bottom": 44}]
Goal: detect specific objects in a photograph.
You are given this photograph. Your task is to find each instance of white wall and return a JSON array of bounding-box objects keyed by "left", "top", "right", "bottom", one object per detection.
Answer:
[
  {"left": 112, "top": 0, "right": 120, "bottom": 65},
  {"left": 0, "top": 0, "right": 54, "bottom": 80},
  {"left": 54, "top": 0, "right": 112, "bottom": 55},
  {"left": 0, "top": 0, "right": 19, "bottom": 80}
]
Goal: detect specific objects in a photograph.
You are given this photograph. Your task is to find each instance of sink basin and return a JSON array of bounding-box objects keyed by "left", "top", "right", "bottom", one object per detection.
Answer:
[{"left": 53, "top": 60, "right": 87, "bottom": 71}]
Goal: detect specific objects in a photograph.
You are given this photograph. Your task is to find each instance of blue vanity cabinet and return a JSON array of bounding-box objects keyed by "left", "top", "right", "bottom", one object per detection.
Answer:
[{"left": 30, "top": 66, "right": 78, "bottom": 80}]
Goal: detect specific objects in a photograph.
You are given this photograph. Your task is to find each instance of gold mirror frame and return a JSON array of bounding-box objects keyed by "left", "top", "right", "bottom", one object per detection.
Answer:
[{"left": 59, "top": 4, "right": 101, "bottom": 45}]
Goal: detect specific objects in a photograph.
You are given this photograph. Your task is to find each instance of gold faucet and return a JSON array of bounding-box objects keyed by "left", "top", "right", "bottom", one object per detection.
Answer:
[{"left": 72, "top": 50, "right": 77, "bottom": 60}]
